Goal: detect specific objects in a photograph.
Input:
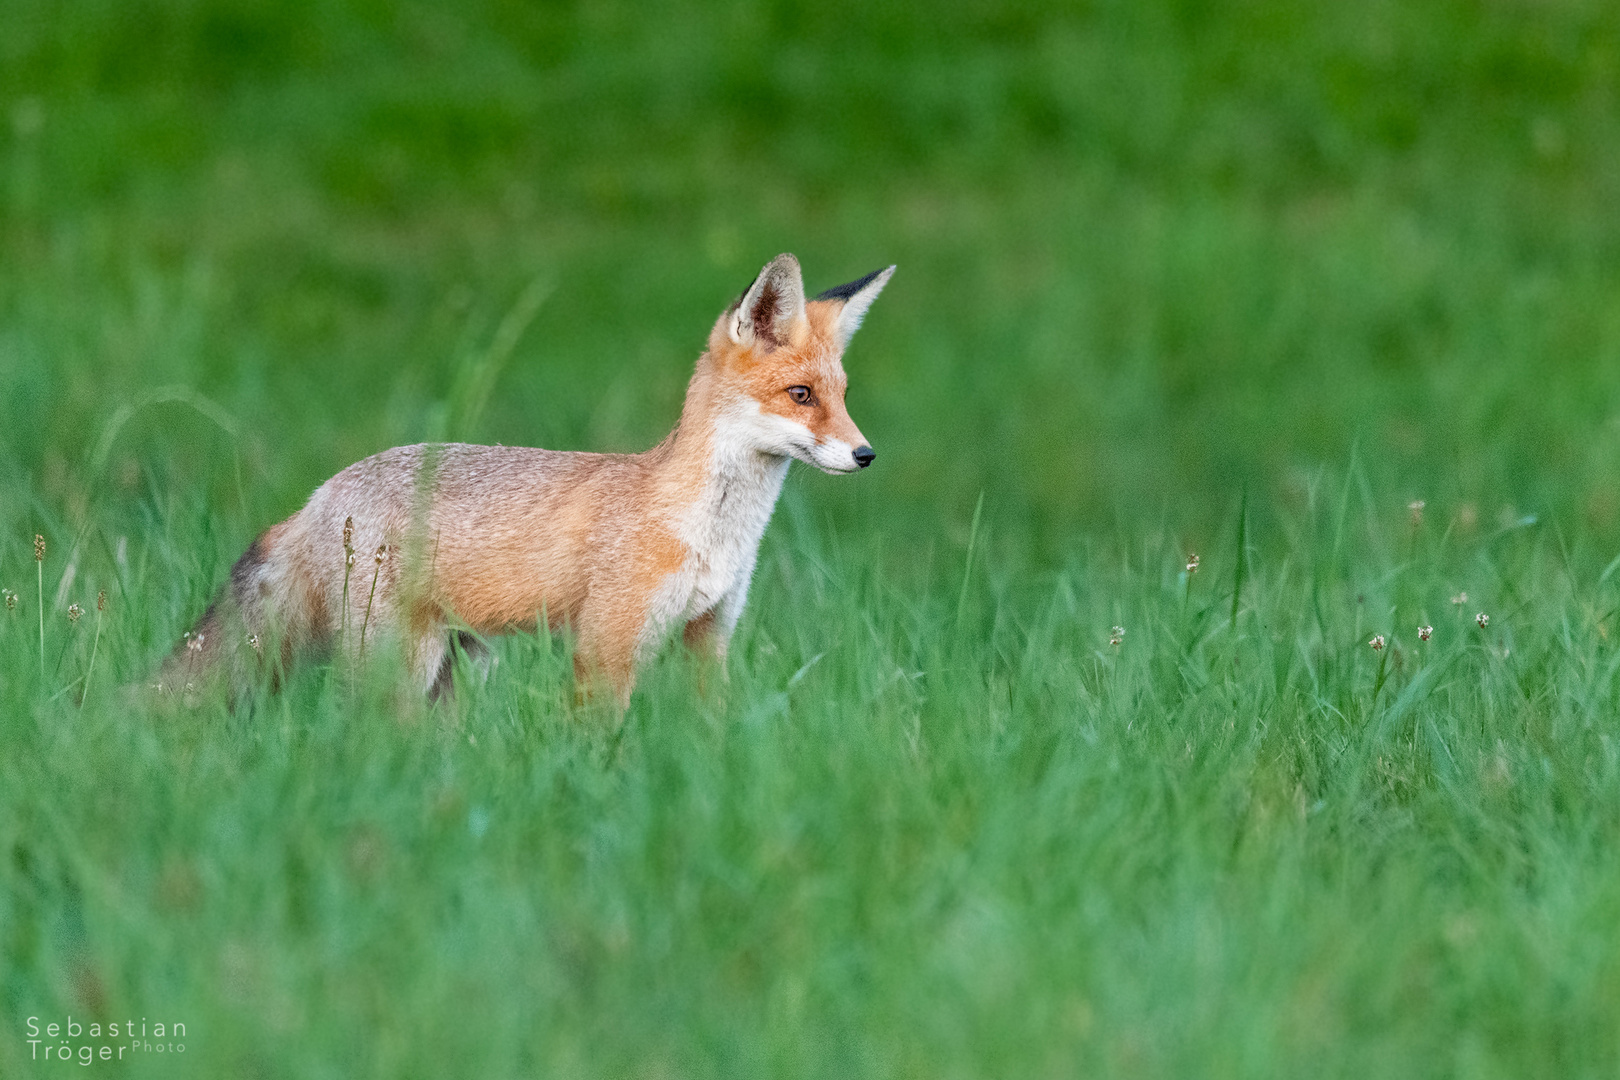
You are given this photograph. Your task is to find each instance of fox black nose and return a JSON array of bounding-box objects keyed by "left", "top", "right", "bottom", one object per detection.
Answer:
[{"left": 853, "top": 445, "right": 875, "bottom": 469}]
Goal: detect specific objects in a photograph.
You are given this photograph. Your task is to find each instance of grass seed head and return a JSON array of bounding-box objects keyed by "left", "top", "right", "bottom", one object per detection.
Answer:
[
  {"left": 1109, "top": 625, "right": 1125, "bottom": 646},
  {"left": 1408, "top": 499, "right": 1425, "bottom": 525},
  {"left": 346, "top": 551, "right": 356, "bottom": 569},
  {"left": 1451, "top": 591, "right": 1468, "bottom": 606},
  {"left": 67, "top": 603, "right": 83, "bottom": 624},
  {"left": 1186, "top": 553, "right": 1200, "bottom": 574},
  {"left": 1476, "top": 612, "right": 1489, "bottom": 629},
  {"left": 3, "top": 589, "right": 14, "bottom": 611},
  {"left": 1418, "top": 624, "right": 1433, "bottom": 641},
  {"left": 343, "top": 515, "right": 354, "bottom": 554},
  {"left": 375, "top": 544, "right": 387, "bottom": 565},
  {"left": 97, "top": 589, "right": 106, "bottom": 612},
  {"left": 247, "top": 633, "right": 261, "bottom": 652},
  {"left": 1369, "top": 634, "right": 1386, "bottom": 651},
  {"left": 34, "top": 534, "right": 45, "bottom": 562}
]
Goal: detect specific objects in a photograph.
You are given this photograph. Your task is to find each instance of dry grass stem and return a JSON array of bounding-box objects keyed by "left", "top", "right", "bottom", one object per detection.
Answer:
[
  {"left": 359, "top": 545, "right": 387, "bottom": 656},
  {"left": 35, "top": 534, "right": 44, "bottom": 680}
]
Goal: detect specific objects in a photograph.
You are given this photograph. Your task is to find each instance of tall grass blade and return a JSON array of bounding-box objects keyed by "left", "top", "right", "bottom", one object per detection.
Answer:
[
  {"left": 1230, "top": 487, "right": 1247, "bottom": 628},
  {"left": 956, "top": 491, "right": 985, "bottom": 633}
]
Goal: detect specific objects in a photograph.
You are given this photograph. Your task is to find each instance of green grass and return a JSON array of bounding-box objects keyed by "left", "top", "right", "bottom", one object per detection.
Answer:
[
  {"left": 7, "top": 0, "right": 1620, "bottom": 1075},
  {"left": 10, "top": 496, "right": 1620, "bottom": 1077}
]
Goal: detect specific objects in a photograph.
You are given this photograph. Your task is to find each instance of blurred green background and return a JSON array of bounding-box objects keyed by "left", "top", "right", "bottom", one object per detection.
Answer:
[{"left": 7, "top": 0, "right": 1620, "bottom": 567}]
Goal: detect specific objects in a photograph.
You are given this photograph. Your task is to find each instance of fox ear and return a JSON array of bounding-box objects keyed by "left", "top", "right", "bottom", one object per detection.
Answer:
[
  {"left": 816, "top": 265, "right": 895, "bottom": 347},
  {"left": 729, "top": 253, "right": 806, "bottom": 349}
]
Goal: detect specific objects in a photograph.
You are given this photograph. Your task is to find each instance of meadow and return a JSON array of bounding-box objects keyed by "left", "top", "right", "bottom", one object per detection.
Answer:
[{"left": 5, "top": 1, "right": 1620, "bottom": 1076}]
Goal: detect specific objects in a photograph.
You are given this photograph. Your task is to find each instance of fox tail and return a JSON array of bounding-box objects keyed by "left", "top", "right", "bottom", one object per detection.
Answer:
[{"left": 153, "top": 532, "right": 285, "bottom": 703}]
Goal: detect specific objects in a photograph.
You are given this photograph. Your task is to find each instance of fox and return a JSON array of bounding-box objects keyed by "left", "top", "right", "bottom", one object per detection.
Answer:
[{"left": 158, "top": 253, "right": 892, "bottom": 707}]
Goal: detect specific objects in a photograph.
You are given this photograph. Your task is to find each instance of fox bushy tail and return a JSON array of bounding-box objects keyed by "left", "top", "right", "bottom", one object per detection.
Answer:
[{"left": 154, "top": 532, "right": 286, "bottom": 700}]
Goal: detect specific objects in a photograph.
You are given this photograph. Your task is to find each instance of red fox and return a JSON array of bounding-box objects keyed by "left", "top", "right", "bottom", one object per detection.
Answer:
[{"left": 161, "top": 254, "right": 892, "bottom": 706}]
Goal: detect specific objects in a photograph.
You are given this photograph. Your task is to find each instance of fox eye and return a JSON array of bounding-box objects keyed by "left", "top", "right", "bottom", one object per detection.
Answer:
[{"left": 786, "top": 385, "right": 814, "bottom": 406}]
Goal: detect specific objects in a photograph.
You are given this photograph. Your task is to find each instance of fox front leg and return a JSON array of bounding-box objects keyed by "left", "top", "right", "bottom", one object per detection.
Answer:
[
  {"left": 681, "top": 609, "right": 733, "bottom": 701},
  {"left": 685, "top": 572, "right": 754, "bottom": 698},
  {"left": 682, "top": 609, "right": 719, "bottom": 655},
  {"left": 571, "top": 601, "right": 647, "bottom": 710}
]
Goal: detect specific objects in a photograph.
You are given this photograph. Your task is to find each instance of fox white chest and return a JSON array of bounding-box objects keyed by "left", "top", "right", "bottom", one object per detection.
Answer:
[
  {"left": 678, "top": 452, "right": 790, "bottom": 617},
  {"left": 632, "top": 450, "right": 789, "bottom": 648}
]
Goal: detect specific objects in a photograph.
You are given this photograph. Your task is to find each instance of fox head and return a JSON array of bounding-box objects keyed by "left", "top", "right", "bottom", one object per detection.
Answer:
[{"left": 706, "top": 253, "right": 893, "bottom": 474}]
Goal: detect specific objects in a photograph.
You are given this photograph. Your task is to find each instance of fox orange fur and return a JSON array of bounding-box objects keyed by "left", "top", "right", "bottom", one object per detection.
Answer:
[{"left": 160, "top": 254, "right": 892, "bottom": 706}]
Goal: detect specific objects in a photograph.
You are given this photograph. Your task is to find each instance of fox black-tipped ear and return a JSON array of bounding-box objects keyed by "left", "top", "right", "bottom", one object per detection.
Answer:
[
  {"left": 816, "top": 265, "right": 895, "bottom": 347},
  {"left": 729, "top": 253, "right": 806, "bottom": 349}
]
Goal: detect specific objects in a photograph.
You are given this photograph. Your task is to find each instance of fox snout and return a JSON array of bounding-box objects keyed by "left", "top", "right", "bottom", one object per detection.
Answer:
[{"left": 803, "top": 423, "right": 873, "bottom": 474}]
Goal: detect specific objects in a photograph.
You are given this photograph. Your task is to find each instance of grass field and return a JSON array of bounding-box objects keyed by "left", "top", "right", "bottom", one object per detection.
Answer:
[{"left": 7, "top": 1, "right": 1620, "bottom": 1076}]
